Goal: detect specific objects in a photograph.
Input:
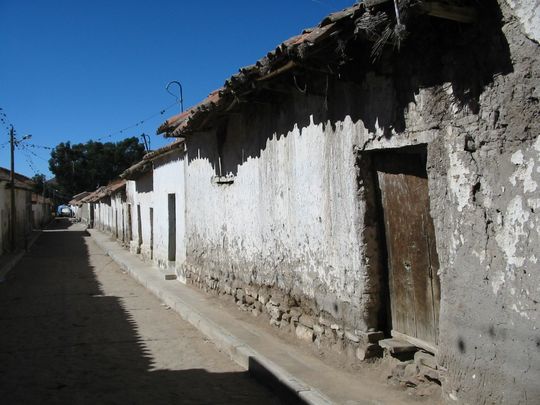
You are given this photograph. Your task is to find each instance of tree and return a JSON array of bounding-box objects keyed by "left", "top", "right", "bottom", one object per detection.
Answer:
[
  {"left": 49, "top": 137, "right": 146, "bottom": 196},
  {"left": 31, "top": 173, "right": 46, "bottom": 195}
]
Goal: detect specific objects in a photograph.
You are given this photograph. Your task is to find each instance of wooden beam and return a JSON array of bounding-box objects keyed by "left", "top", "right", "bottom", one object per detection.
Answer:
[
  {"left": 364, "top": 0, "right": 391, "bottom": 7},
  {"left": 391, "top": 330, "right": 438, "bottom": 355},
  {"left": 256, "top": 61, "right": 296, "bottom": 82},
  {"left": 419, "top": 2, "right": 477, "bottom": 23}
]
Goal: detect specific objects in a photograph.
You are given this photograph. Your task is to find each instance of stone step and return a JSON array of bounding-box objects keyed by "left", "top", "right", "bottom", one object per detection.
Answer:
[{"left": 379, "top": 338, "right": 418, "bottom": 355}]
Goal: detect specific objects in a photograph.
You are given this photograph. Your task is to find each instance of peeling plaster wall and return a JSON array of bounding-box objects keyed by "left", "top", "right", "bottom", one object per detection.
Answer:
[
  {"left": 181, "top": 2, "right": 539, "bottom": 402},
  {"left": 426, "top": 5, "right": 540, "bottom": 403},
  {"left": 185, "top": 107, "right": 379, "bottom": 329},
  {"left": 504, "top": 0, "right": 540, "bottom": 42},
  {"left": 152, "top": 152, "right": 187, "bottom": 271}
]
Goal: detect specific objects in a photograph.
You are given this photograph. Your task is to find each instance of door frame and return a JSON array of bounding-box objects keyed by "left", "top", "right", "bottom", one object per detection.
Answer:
[{"left": 363, "top": 144, "right": 440, "bottom": 354}]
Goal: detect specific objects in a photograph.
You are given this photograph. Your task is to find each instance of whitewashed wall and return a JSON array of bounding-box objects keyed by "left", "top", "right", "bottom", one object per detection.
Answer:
[
  {"left": 32, "top": 202, "right": 52, "bottom": 228},
  {"left": 0, "top": 184, "right": 33, "bottom": 253},
  {"left": 185, "top": 112, "right": 375, "bottom": 328},
  {"left": 126, "top": 173, "right": 154, "bottom": 260},
  {"left": 151, "top": 152, "right": 186, "bottom": 272}
]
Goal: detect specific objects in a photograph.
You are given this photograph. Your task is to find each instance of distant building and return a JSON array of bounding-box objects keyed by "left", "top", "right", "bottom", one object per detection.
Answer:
[{"left": 0, "top": 167, "right": 52, "bottom": 253}]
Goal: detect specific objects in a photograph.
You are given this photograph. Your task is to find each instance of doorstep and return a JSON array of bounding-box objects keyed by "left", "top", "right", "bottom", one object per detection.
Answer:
[{"left": 89, "top": 229, "right": 431, "bottom": 405}]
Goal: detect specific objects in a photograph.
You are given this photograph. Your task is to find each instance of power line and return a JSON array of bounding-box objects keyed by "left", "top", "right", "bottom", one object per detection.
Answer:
[
  {"left": 0, "top": 108, "right": 12, "bottom": 133},
  {"left": 2, "top": 98, "right": 180, "bottom": 149},
  {"left": 25, "top": 143, "right": 53, "bottom": 150},
  {"left": 94, "top": 100, "right": 180, "bottom": 141}
]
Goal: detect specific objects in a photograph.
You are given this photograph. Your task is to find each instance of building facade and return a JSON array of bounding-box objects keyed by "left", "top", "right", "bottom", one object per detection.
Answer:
[{"left": 84, "top": 1, "right": 540, "bottom": 403}]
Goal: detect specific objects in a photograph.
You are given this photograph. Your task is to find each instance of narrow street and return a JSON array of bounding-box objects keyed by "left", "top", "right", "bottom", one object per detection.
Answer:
[{"left": 0, "top": 219, "right": 280, "bottom": 404}]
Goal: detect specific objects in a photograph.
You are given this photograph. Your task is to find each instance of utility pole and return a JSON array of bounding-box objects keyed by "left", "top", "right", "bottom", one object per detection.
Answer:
[
  {"left": 140, "top": 133, "right": 150, "bottom": 152},
  {"left": 9, "top": 126, "right": 15, "bottom": 251}
]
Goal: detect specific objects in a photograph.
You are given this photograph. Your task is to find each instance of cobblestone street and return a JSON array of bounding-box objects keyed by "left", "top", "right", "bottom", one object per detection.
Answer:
[{"left": 0, "top": 219, "right": 280, "bottom": 404}]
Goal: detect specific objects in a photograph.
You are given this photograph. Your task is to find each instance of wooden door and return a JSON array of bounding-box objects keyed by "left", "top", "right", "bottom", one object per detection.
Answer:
[
  {"left": 168, "top": 194, "right": 176, "bottom": 262},
  {"left": 375, "top": 150, "right": 440, "bottom": 348}
]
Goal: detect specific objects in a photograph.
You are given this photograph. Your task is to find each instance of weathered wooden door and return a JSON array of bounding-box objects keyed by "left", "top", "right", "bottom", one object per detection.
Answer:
[{"left": 375, "top": 150, "right": 440, "bottom": 349}]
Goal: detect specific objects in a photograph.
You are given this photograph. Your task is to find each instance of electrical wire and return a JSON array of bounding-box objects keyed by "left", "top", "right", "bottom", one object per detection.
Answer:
[{"left": 94, "top": 100, "right": 180, "bottom": 141}]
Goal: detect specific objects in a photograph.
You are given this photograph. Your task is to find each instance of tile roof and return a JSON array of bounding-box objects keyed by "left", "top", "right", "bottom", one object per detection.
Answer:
[{"left": 157, "top": 3, "right": 364, "bottom": 137}]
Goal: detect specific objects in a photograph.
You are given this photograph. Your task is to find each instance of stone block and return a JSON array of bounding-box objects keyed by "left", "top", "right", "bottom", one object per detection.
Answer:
[
  {"left": 257, "top": 288, "right": 269, "bottom": 304},
  {"left": 245, "top": 286, "right": 258, "bottom": 298},
  {"left": 414, "top": 351, "right": 438, "bottom": 370},
  {"left": 345, "top": 330, "right": 360, "bottom": 343},
  {"left": 289, "top": 307, "right": 302, "bottom": 317},
  {"left": 403, "top": 363, "right": 419, "bottom": 379},
  {"left": 356, "top": 343, "right": 383, "bottom": 361},
  {"left": 222, "top": 284, "right": 232, "bottom": 295},
  {"left": 295, "top": 324, "right": 314, "bottom": 342},
  {"left": 235, "top": 289, "right": 245, "bottom": 300},
  {"left": 356, "top": 330, "right": 385, "bottom": 344},
  {"left": 269, "top": 290, "right": 285, "bottom": 306},
  {"left": 324, "top": 326, "right": 334, "bottom": 338},
  {"left": 378, "top": 338, "right": 417, "bottom": 355},
  {"left": 318, "top": 315, "right": 333, "bottom": 326},
  {"left": 267, "top": 305, "right": 282, "bottom": 320},
  {"left": 299, "top": 314, "right": 315, "bottom": 328},
  {"left": 245, "top": 295, "right": 256, "bottom": 305},
  {"left": 280, "top": 301, "right": 291, "bottom": 312},
  {"left": 419, "top": 364, "right": 440, "bottom": 382},
  {"left": 313, "top": 324, "right": 324, "bottom": 335}
]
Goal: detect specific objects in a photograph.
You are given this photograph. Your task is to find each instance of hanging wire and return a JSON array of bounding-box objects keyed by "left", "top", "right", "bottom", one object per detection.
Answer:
[
  {"left": 94, "top": 100, "right": 180, "bottom": 141},
  {"left": 19, "top": 143, "right": 50, "bottom": 162},
  {"left": 2, "top": 98, "right": 181, "bottom": 155},
  {"left": 25, "top": 143, "right": 53, "bottom": 150}
]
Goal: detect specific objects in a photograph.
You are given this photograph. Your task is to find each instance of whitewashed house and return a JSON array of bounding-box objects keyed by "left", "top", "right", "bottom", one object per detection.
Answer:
[
  {"left": 0, "top": 168, "right": 34, "bottom": 253},
  {"left": 85, "top": 1, "right": 539, "bottom": 403},
  {"left": 121, "top": 140, "right": 186, "bottom": 274},
  {"left": 155, "top": 1, "right": 540, "bottom": 404}
]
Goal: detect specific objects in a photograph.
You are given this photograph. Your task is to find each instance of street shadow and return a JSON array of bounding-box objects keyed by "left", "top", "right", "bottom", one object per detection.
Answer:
[
  {"left": 43, "top": 217, "right": 80, "bottom": 231},
  {"left": 0, "top": 218, "right": 281, "bottom": 404}
]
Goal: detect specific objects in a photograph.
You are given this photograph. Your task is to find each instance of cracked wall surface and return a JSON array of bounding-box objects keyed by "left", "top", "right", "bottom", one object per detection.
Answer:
[{"left": 180, "top": 1, "right": 539, "bottom": 402}]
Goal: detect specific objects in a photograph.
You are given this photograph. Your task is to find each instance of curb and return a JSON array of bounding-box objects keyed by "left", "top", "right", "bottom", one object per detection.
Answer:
[{"left": 89, "top": 229, "right": 333, "bottom": 405}]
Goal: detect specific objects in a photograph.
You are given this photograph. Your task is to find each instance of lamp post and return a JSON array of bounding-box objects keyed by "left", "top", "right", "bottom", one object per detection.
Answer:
[
  {"left": 165, "top": 81, "right": 184, "bottom": 112},
  {"left": 9, "top": 126, "right": 31, "bottom": 251}
]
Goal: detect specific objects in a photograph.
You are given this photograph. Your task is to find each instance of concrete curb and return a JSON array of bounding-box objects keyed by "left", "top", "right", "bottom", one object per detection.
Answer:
[
  {"left": 0, "top": 230, "right": 43, "bottom": 283},
  {"left": 89, "top": 229, "right": 333, "bottom": 405}
]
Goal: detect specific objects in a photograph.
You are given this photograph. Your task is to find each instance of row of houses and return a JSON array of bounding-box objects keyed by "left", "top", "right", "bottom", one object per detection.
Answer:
[
  {"left": 0, "top": 168, "right": 53, "bottom": 254},
  {"left": 72, "top": 1, "right": 539, "bottom": 403}
]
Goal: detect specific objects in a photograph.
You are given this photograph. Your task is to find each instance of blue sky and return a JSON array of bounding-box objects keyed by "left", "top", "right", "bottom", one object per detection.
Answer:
[{"left": 0, "top": 0, "right": 354, "bottom": 179}]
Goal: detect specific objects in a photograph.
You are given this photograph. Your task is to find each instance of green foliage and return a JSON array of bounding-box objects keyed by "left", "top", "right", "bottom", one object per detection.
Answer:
[
  {"left": 31, "top": 173, "right": 46, "bottom": 194},
  {"left": 49, "top": 137, "right": 145, "bottom": 196}
]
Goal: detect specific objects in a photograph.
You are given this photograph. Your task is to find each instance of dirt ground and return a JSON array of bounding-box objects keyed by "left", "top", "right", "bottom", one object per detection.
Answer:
[{"left": 0, "top": 219, "right": 280, "bottom": 404}]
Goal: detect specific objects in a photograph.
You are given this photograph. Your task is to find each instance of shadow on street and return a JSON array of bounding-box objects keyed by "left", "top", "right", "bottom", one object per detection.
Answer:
[{"left": 0, "top": 218, "right": 280, "bottom": 404}]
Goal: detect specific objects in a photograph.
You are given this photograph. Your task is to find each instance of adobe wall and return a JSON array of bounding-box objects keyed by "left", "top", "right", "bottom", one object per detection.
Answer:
[
  {"left": 428, "top": 2, "right": 540, "bottom": 402},
  {"left": 151, "top": 152, "right": 187, "bottom": 271},
  {"left": 184, "top": 100, "right": 381, "bottom": 350},
  {"left": 181, "top": 1, "right": 539, "bottom": 402},
  {"left": 126, "top": 174, "right": 154, "bottom": 260}
]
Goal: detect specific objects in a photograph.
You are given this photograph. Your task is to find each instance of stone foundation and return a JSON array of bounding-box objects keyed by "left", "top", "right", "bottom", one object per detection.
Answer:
[{"left": 182, "top": 264, "right": 384, "bottom": 361}]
